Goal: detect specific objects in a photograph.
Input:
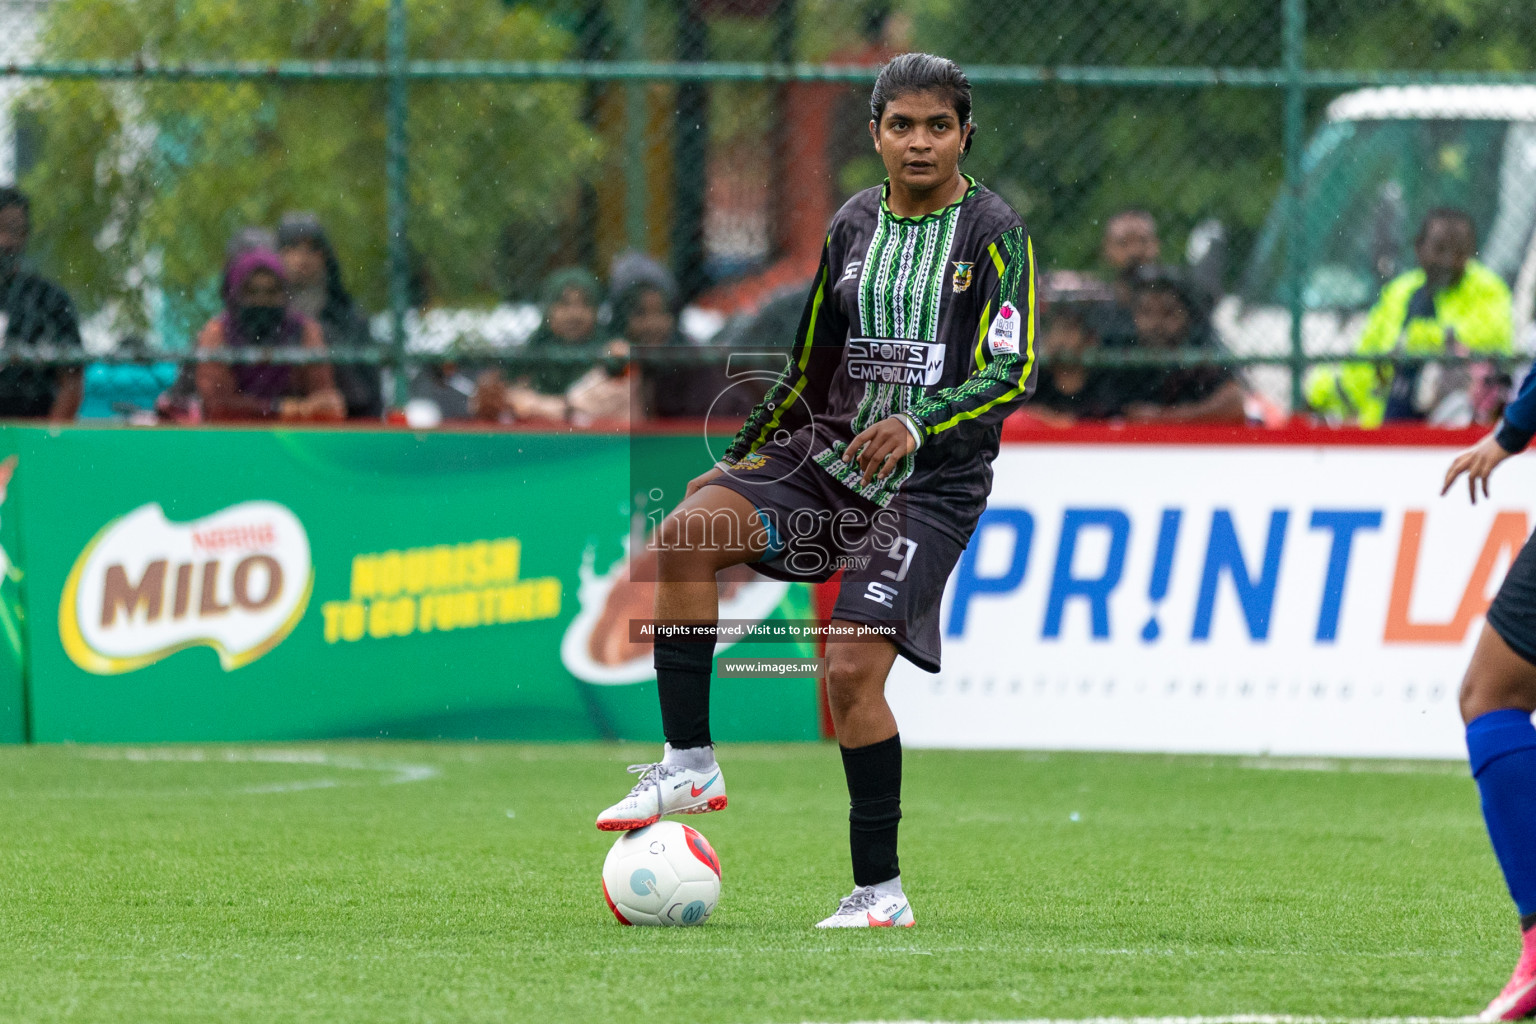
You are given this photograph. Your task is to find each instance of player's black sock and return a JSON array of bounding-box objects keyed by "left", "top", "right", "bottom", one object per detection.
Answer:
[
  {"left": 840, "top": 733, "right": 902, "bottom": 887},
  {"left": 654, "top": 635, "right": 714, "bottom": 749},
  {"left": 1521, "top": 911, "right": 1536, "bottom": 933}
]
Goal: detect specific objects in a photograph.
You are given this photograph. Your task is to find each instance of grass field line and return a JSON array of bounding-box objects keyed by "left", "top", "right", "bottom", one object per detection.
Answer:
[
  {"left": 565, "top": 947, "right": 1472, "bottom": 960},
  {"left": 824, "top": 1016, "right": 1482, "bottom": 1024},
  {"left": 1237, "top": 758, "right": 1466, "bottom": 775},
  {"left": 19, "top": 946, "right": 1476, "bottom": 963},
  {"left": 68, "top": 746, "right": 441, "bottom": 792}
]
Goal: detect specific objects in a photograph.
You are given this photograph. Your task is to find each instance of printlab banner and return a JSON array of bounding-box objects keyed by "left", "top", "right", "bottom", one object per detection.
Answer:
[
  {"left": 0, "top": 427, "right": 818, "bottom": 743},
  {"left": 889, "top": 443, "right": 1536, "bottom": 759}
]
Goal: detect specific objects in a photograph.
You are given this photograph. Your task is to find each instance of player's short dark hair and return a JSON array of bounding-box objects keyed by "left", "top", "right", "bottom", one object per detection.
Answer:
[
  {"left": 0, "top": 186, "right": 30, "bottom": 225},
  {"left": 1416, "top": 206, "right": 1475, "bottom": 246},
  {"left": 870, "top": 52, "right": 974, "bottom": 154}
]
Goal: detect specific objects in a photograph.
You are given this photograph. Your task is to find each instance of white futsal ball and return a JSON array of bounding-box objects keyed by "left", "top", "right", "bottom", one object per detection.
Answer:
[{"left": 601, "top": 821, "right": 722, "bottom": 926}]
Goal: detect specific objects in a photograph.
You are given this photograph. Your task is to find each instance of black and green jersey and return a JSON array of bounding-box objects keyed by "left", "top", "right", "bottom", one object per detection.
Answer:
[{"left": 721, "top": 177, "right": 1036, "bottom": 539}]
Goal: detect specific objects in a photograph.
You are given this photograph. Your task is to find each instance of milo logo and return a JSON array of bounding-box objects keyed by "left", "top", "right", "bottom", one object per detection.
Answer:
[{"left": 59, "top": 501, "right": 313, "bottom": 674}]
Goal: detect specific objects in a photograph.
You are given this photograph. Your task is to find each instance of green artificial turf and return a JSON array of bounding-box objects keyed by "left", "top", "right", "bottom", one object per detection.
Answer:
[{"left": 0, "top": 742, "right": 1513, "bottom": 1023}]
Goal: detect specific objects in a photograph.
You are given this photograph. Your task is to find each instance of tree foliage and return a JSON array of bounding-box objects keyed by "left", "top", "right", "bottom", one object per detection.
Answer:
[
  {"left": 21, "top": 0, "right": 599, "bottom": 337},
  {"left": 878, "top": 0, "right": 1533, "bottom": 276}
]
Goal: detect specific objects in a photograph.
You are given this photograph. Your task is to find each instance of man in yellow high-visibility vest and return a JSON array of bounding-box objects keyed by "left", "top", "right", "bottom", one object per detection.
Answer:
[{"left": 1307, "top": 208, "right": 1513, "bottom": 427}]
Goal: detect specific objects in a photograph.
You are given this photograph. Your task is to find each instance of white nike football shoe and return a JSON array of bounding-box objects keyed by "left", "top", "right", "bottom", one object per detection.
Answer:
[
  {"left": 814, "top": 886, "right": 915, "bottom": 928},
  {"left": 593, "top": 760, "right": 728, "bottom": 831}
]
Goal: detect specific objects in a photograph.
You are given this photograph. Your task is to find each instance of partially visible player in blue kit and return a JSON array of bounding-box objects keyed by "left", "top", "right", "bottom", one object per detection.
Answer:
[{"left": 1445, "top": 368, "right": 1536, "bottom": 1020}]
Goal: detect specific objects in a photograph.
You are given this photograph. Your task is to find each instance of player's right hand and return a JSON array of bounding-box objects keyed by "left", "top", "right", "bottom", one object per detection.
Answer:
[
  {"left": 684, "top": 465, "right": 726, "bottom": 499},
  {"left": 1443, "top": 432, "right": 1513, "bottom": 505}
]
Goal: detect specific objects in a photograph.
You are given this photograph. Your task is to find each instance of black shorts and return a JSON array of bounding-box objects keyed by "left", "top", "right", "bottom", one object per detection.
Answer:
[
  {"left": 706, "top": 442, "right": 967, "bottom": 673},
  {"left": 1488, "top": 526, "right": 1536, "bottom": 667}
]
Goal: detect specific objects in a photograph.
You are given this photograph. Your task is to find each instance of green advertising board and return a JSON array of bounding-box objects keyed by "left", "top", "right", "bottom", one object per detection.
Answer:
[
  {"left": 0, "top": 426, "right": 820, "bottom": 744},
  {"left": 0, "top": 442, "right": 25, "bottom": 742}
]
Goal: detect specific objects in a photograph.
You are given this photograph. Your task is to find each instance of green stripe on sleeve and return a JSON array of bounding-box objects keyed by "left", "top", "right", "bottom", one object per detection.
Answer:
[{"left": 927, "top": 234, "right": 1036, "bottom": 435}]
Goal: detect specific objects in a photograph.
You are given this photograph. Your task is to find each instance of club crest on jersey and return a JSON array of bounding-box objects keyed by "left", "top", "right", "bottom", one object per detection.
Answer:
[
  {"left": 729, "top": 453, "right": 771, "bottom": 472},
  {"left": 987, "top": 301, "right": 1021, "bottom": 356},
  {"left": 951, "top": 261, "right": 974, "bottom": 293}
]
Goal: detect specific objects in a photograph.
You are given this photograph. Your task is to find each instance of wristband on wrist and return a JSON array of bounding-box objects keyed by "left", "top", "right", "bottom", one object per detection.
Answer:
[{"left": 894, "top": 412, "right": 926, "bottom": 449}]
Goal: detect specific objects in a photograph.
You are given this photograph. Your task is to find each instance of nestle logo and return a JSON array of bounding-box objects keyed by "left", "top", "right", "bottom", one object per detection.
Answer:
[{"left": 192, "top": 523, "right": 276, "bottom": 553}]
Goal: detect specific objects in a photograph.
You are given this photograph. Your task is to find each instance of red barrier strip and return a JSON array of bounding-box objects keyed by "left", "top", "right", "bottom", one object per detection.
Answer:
[
  {"left": 997, "top": 417, "right": 1488, "bottom": 447},
  {"left": 812, "top": 572, "right": 842, "bottom": 741}
]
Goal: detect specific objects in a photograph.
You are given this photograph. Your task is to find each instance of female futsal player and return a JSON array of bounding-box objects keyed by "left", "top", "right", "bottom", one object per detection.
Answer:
[
  {"left": 595, "top": 52, "right": 1037, "bottom": 928},
  {"left": 1444, "top": 373, "right": 1536, "bottom": 1018}
]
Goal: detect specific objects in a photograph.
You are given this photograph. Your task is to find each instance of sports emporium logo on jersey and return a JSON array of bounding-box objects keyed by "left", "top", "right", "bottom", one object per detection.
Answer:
[
  {"left": 987, "top": 302, "right": 1020, "bottom": 356},
  {"left": 951, "top": 261, "right": 974, "bottom": 293},
  {"left": 846, "top": 338, "right": 946, "bottom": 386},
  {"left": 58, "top": 501, "right": 313, "bottom": 674}
]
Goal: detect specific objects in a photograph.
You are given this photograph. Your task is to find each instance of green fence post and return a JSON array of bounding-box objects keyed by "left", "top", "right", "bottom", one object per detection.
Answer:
[
  {"left": 387, "top": 0, "right": 410, "bottom": 407},
  {"left": 623, "top": 0, "right": 648, "bottom": 253},
  {"left": 1283, "top": 0, "right": 1307, "bottom": 416},
  {"left": 672, "top": 0, "right": 708, "bottom": 301}
]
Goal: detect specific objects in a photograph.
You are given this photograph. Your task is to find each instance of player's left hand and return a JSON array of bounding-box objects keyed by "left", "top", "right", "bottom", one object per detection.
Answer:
[
  {"left": 1443, "top": 431, "right": 1513, "bottom": 505},
  {"left": 843, "top": 416, "right": 917, "bottom": 486}
]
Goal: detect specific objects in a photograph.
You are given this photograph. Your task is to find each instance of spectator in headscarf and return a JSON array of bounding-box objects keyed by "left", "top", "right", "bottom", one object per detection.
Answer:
[
  {"left": 510, "top": 253, "right": 686, "bottom": 424},
  {"left": 557, "top": 269, "right": 689, "bottom": 423},
  {"left": 500, "top": 267, "right": 604, "bottom": 421},
  {"left": 277, "top": 212, "right": 384, "bottom": 419},
  {"left": 585, "top": 252, "right": 725, "bottom": 421},
  {"left": 524, "top": 267, "right": 603, "bottom": 391},
  {"left": 194, "top": 248, "right": 345, "bottom": 422}
]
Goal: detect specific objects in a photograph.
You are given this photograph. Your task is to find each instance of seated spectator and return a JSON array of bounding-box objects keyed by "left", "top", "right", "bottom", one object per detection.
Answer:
[
  {"left": 1028, "top": 304, "right": 1123, "bottom": 424},
  {"left": 606, "top": 252, "right": 735, "bottom": 421},
  {"left": 278, "top": 212, "right": 383, "bottom": 419},
  {"left": 502, "top": 267, "right": 604, "bottom": 422},
  {"left": 1085, "top": 208, "right": 1162, "bottom": 350},
  {"left": 551, "top": 253, "right": 690, "bottom": 424},
  {"left": 557, "top": 278, "right": 668, "bottom": 424},
  {"left": 526, "top": 267, "right": 603, "bottom": 388},
  {"left": 1308, "top": 208, "right": 1512, "bottom": 427},
  {"left": 0, "top": 187, "right": 82, "bottom": 421},
  {"left": 1111, "top": 267, "right": 1246, "bottom": 424},
  {"left": 194, "top": 249, "right": 345, "bottom": 422},
  {"left": 1425, "top": 359, "right": 1511, "bottom": 429}
]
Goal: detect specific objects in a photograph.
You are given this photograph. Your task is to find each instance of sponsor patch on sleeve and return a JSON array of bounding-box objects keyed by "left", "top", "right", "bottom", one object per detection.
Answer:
[{"left": 987, "top": 301, "right": 1020, "bottom": 356}]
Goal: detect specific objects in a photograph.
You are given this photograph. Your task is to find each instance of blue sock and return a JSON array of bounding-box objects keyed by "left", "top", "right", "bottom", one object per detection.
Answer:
[{"left": 1468, "top": 709, "right": 1536, "bottom": 916}]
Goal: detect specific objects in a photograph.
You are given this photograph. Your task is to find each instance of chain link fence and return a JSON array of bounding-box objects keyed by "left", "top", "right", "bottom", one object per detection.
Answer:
[{"left": 0, "top": 0, "right": 1533, "bottom": 424}]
